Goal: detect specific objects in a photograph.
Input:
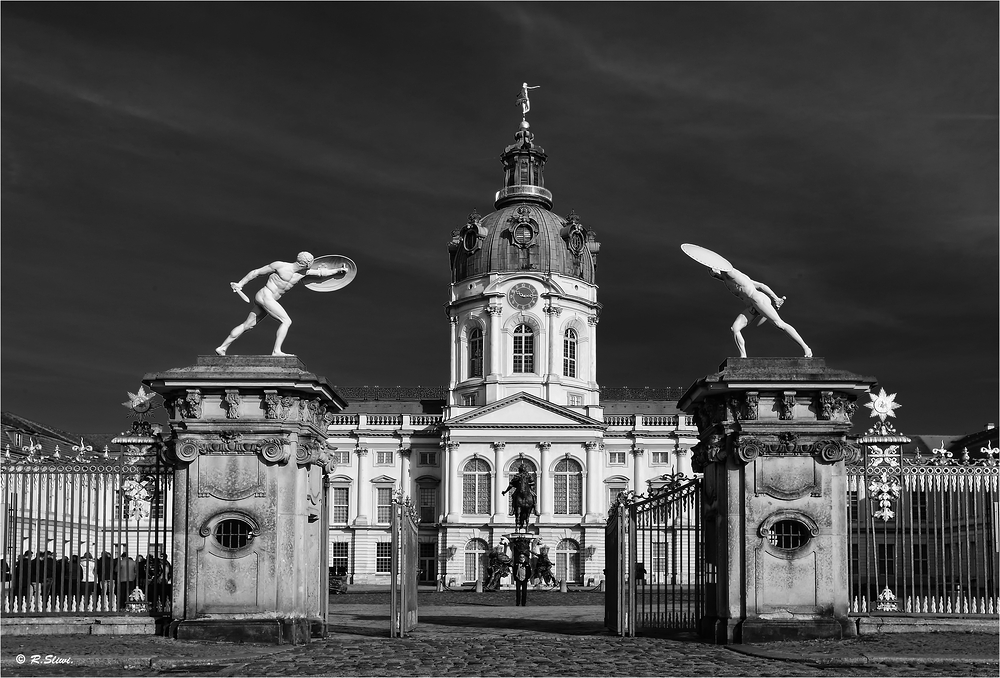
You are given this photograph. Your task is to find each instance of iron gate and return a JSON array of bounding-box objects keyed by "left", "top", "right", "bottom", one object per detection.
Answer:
[
  {"left": 389, "top": 497, "right": 419, "bottom": 637},
  {"left": 606, "top": 476, "right": 710, "bottom": 636}
]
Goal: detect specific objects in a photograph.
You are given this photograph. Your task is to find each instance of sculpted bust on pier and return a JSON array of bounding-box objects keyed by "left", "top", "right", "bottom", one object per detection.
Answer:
[{"left": 216, "top": 251, "right": 354, "bottom": 357}]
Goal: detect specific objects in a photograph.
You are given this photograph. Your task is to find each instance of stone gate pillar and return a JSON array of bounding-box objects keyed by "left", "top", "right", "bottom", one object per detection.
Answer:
[
  {"left": 144, "top": 356, "right": 346, "bottom": 644},
  {"left": 678, "top": 358, "right": 874, "bottom": 643}
]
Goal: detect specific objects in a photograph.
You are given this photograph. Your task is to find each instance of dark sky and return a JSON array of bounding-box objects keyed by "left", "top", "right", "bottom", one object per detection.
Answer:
[{"left": 2, "top": 3, "right": 997, "bottom": 438}]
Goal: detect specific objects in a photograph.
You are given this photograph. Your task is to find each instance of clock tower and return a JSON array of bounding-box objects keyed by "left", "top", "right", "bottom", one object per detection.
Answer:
[{"left": 446, "top": 118, "right": 602, "bottom": 414}]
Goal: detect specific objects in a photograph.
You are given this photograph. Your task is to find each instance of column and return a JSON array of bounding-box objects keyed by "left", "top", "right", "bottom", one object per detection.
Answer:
[
  {"left": 630, "top": 446, "right": 644, "bottom": 494},
  {"left": 491, "top": 442, "right": 506, "bottom": 523},
  {"left": 538, "top": 442, "right": 553, "bottom": 521},
  {"left": 354, "top": 448, "right": 370, "bottom": 525},
  {"left": 399, "top": 447, "right": 412, "bottom": 497},
  {"left": 487, "top": 305, "right": 502, "bottom": 377},
  {"left": 584, "top": 441, "right": 602, "bottom": 522},
  {"left": 448, "top": 316, "right": 458, "bottom": 390},
  {"left": 445, "top": 442, "right": 461, "bottom": 523},
  {"left": 545, "top": 306, "right": 561, "bottom": 396},
  {"left": 587, "top": 316, "right": 599, "bottom": 388}
]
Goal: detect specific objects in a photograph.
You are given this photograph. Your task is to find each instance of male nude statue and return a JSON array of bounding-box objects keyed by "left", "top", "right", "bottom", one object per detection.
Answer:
[
  {"left": 215, "top": 252, "right": 346, "bottom": 357},
  {"left": 710, "top": 267, "right": 812, "bottom": 359}
]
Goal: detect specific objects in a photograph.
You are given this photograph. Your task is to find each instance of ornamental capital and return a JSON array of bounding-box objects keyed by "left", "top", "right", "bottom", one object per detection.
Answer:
[
  {"left": 587, "top": 315, "right": 600, "bottom": 326},
  {"left": 543, "top": 305, "right": 562, "bottom": 316},
  {"left": 537, "top": 441, "right": 552, "bottom": 452},
  {"left": 491, "top": 441, "right": 506, "bottom": 452},
  {"left": 486, "top": 305, "right": 504, "bottom": 316},
  {"left": 355, "top": 447, "right": 369, "bottom": 458}
]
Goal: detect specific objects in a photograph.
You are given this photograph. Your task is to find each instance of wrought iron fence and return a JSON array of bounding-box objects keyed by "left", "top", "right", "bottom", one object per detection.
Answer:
[
  {"left": 1, "top": 443, "right": 173, "bottom": 616},
  {"left": 847, "top": 419, "right": 999, "bottom": 616}
]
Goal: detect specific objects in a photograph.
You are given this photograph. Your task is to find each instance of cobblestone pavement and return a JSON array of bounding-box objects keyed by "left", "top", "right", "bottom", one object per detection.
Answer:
[{"left": 2, "top": 590, "right": 997, "bottom": 677}]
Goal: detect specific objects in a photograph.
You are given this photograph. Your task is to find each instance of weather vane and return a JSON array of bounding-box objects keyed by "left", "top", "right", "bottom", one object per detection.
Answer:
[{"left": 516, "top": 83, "right": 540, "bottom": 122}]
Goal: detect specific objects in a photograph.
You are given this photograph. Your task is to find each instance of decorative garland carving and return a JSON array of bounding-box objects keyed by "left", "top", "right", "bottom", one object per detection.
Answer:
[
  {"left": 179, "top": 390, "right": 202, "bottom": 419},
  {"left": 264, "top": 391, "right": 281, "bottom": 420},
  {"left": 280, "top": 396, "right": 296, "bottom": 420},
  {"left": 778, "top": 391, "right": 796, "bottom": 420},
  {"left": 818, "top": 391, "right": 835, "bottom": 420},
  {"left": 743, "top": 392, "right": 759, "bottom": 421},
  {"left": 732, "top": 434, "right": 858, "bottom": 465},
  {"left": 223, "top": 390, "right": 242, "bottom": 419},
  {"left": 690, "top": 431, "right": 726, "bottom": 472}
]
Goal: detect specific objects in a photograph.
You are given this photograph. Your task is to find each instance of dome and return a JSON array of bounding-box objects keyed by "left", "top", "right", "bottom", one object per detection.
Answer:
[{"left": 449, "top": 123, "right": 600, "bottom": 284}]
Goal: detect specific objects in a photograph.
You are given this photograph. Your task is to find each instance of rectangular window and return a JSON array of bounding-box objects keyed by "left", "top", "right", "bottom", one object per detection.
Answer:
[
  {"left": 608, "top": 451, "right": 626, "bottom": 465},
  {"left": 376, "top": 487, "right": 393, "bottom": 523},
  {"left": 462, "top": 393, "right": 477, "bottom": 407},
  {"left": 376, "top": 542, "right": 392, "bottom": 573},
  {"left": 463, "top": 472, "right": 490, "bottom": 514},
  {"left": 333, "top": 449, "right": 351, "bottom": 466},
  {"left": 419, "top": 487, "right": 436, "bottom": 523},
  {"left": 651, "top": 450, "right": 670, "bottom": 464},
  {"left": 563, "top": 335, "right": 577, "bottom": 378},
  {"left": 332, "top": 487, "right": 350, "bottom": 523},
  {"left": 608, "top": 486, "right": 627, "bottom": 508},
  {"left": 330, "top": 542, "right": 349, "bottom": 573},
  {"left": 513, "top": 328, "right": 534, "bottom": 373},
  {"left": 419, "top": 450, "right": 438, "bottom": 466},
  {"left": 375, "top": 450, "right": 394, "bottom": 465},
  {"left": 567, "top": 393, "right": 583, "bottom": 407}
]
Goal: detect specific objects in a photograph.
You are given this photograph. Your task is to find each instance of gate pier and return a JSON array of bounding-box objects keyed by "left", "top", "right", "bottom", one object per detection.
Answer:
[
  {"left": 145, "top": 356, "right": 346, "bottom": 644},
  {"left": 679, "top": 357, "right": 875, "bottom": 643}
]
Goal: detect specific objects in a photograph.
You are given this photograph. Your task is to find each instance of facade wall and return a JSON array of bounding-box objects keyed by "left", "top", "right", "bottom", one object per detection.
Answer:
[{"left": 324, "top": 410, "right": 697, "bottom": 585}]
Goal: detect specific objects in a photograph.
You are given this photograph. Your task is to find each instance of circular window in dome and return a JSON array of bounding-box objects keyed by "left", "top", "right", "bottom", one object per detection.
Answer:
[
  {"left": 766, "top": 519, "right": 811, "bottom": 550},
  {"left": 513, "top": 223, "right": 534, "bottom": 247},
  {"left": 568, "top": 231, "right": 584, "bottom": 254},
  {"left": 214, "top": 518, "right": 255, "bottom": 550},
  {"left": 462, "top": 229, "right": 480, "bottom": 252}
]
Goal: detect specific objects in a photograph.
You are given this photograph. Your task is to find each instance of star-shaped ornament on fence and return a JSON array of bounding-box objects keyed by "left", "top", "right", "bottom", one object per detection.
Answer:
[
  {"left": 864, "top": 388, "right": 901, "bottom": 435},
  {"left": 122, "top": 385, "right": 161, "bottom": 421}
]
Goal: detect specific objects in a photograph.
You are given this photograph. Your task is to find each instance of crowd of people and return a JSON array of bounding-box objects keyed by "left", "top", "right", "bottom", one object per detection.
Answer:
[{"left": 2, "top": 550, "right": 172, "bottom": 612}]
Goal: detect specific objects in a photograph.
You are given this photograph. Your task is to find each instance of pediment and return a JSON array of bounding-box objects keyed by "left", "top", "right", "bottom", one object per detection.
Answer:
[
  {"left": 445, "top": 392, "right": 603, "bottom": 428},
  {"left": 369, "top": 475, "right": 396, "bottom": 484}
]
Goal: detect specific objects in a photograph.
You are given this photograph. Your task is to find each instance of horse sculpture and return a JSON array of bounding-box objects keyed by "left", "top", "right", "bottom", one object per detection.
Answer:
[{"left": 502, "top": 464, "right": 540, "bottom": 530}]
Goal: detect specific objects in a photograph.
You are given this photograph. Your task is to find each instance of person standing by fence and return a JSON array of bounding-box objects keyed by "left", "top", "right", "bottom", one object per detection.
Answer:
[
  {"left": 513, "top": 552, "right": 530, "bottom": 607},
  {"left": 95, "top": 551, "right": 114, "bottom": 609},
  {"left": 115, "top": 552, "right": 137, "bottom": 610},
  {"left": 79, "top": 552, "right": 96, "bottom": 609}
]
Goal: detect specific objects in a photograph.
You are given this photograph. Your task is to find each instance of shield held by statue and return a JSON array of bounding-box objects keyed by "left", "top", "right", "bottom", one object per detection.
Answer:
[{"left": 303, "top": 255, "right": 357, "bottom": 292}]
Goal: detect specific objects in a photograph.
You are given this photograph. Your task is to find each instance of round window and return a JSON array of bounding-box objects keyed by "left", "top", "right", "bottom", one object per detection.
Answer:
[
  {"left": 214, "top": 518, "right": 254, "bottom": 549},
  {"left": 767, "top": 519, "right": 811, "bottom": 550}
]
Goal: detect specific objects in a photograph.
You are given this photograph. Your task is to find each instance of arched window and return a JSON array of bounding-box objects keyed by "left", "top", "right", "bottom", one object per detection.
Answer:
[
  {"left": 512, "top": 324, "right": 534, "bottom": 373},
  {"left": 563, "top": 328, "right": 578, "bottom": 378},
  {"left": 505, "top": 459, "right": 538, "bottom": 516},
  {"left": 555, "top": 539, "right": 581, "bottom": 584},
  {"left": 553, "top": 458, "right": 583, "bottom": 515},
  {"left": 468, "top": 328, "right": 484, "bottom": 378},
  {"left": 462, "top": 459, "right": 491, "bottom": 515},
  {"left": 464, "top": 538, "right": 489, "bottom": 583}
]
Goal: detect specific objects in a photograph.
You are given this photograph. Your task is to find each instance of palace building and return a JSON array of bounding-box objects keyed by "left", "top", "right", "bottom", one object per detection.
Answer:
[{"left": 323, "top": 117, "right": 700, "bottom": 586}]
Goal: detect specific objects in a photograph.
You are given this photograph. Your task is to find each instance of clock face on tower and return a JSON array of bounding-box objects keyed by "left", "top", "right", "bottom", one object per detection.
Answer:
[{"left": 507, "top": 282, "right": 538, "bottom": 311}]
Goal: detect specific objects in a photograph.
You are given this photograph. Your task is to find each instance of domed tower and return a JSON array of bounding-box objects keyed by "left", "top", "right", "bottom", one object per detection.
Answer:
[{"left": 446, "top": 116, "right": 602, "bottom": 411}]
